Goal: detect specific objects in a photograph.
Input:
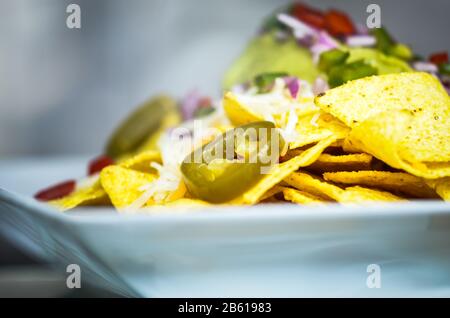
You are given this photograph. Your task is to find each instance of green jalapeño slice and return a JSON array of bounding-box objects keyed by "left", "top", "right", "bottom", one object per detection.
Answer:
[
  {"left": 181, "top": 121, "right": 285, "bottom": 203},
  {"left": 106, "top": 95, "right": 178, "bottom": 158}
]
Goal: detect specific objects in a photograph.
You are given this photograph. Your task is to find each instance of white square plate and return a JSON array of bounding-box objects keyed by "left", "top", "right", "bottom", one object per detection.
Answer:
[{"left": 1, "top": 158, "right": 450, "bottom": 297}]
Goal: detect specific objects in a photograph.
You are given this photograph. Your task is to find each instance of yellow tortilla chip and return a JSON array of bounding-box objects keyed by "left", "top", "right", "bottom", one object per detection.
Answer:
[
  {"left": 289, "top": 112, "right": 349, "bottom": 149},
  {"left": 349, "top": 110, "right": 450, "bottom": 178},
  {"left": 315, "top": 72, "right": 450, "bottom": 178},
  {"left": 282, "top": 187, "right": 324, "bottom": 204},
  {"left": 232, "top": 135, "right": 339, "bottom": 204},
  {"left": 223, "top": 92, "right": 263, "bottom": 126},
  {"left": 118, "top": 150, "right": 162, "bottom": 173},
  {"left": 323, "top": 171, "right": 438, "bottom": 199},
  {"left": 340, "top": 186, "right": 404, "bottom": 202},
  {"left": 342, "top": 137, "right": 365, "bottom": 153},
  {"left": 425, "top": 178, "right": 450, "bottom": 201},
  {"left": 50, "top": 179, "right": 108, "bottom": 211},
  {"left": 307, "top": 153, "right": 373, "bottom": 173},
  {"left": 100, "top": 166, "right": 156, "bottom": 210},
  {"left": 284, "top": 171, "right": 343, "bottom": 201},
  {"left": 224, "top": 91, "right": 320, "bottom": 127},
  {"left": 259, "top": 185, "right": 285, "bottom": 202},
  {"left": 52, "top": 150, "right": 161, "bottom": 212},
  {"left": 329, "top": 139, "right": 344, "bottom": 148},
  {"left": 284, "top": 171, "right": 404, "bottom": 203}
]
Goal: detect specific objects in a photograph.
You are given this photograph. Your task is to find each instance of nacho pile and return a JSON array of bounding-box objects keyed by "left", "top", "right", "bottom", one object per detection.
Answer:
[{"left": 35, "top": 70, "right": 450, "bottom": 213}]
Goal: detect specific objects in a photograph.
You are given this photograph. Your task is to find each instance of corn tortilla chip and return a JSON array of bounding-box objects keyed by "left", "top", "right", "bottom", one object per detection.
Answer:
[
  {"left": 340, "top": 186, "right": 404, "bottom": 202},
  {"left": 224, "top": 91, "right": 320, "bottom": 128},
  {"left": 349, "top": 110, "right": 450, "bottom": 178},
  {"left": 284, "top": 171, "right": 344, "bottom": 201},
  {"left": 284, "top": 171, "right": 404, "bottom": 202},
  {"left": 50, "top": 179, "right": 108, "bottom": 211},
  {"left": 323, "top": 171, "right": 438, "bottom": 199},
  {"left": 100, "top": 166, "right": 156, "bottom": 210},
  {"left": 315, "top": 72, "right": 450, "bottom": 178},
  {"left": 342, "top": 137, "right": 365, "bottom": 154},
  {"left": 119, "top": 150, "right": 162, "bottom": 173},
  {"left": 308, "top": 153, "right": 373, "bottom": 173},
  {"left": 282, "top": 187, "right": 325, "bottom": 204},
  {"left": 289, "top": 112, "right": 349, "bottom": 149},
  {"left": 425, "top": 178, "right": 450, "bottom": 201},
  {"left": 259, "top": 185, "right": 285, "bottom": 202},
  {"left": 223, "top": 92, "right": 264, "bottom": 126}
]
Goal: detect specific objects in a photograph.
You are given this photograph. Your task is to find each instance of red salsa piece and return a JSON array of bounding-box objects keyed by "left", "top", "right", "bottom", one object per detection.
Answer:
[
  {"left": 324, "top": 9, "right": 355, "bottom": 37},
  {"left": 429, "top": 52, "right": 448, "bottom": 65},
  {"left": 88, "top": 155, "right": 115, "bottom": 176},
  {"left": 292, "top": 3, "right": 326, "bottom": 29},
  {"left": 34, "top": 180, "right": 76, "bottom": 201}
]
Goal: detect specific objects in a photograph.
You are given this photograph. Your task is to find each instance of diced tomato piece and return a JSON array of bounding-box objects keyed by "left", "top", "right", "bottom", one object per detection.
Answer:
[
  {"left": 324, "top": 9, "right": 355, "bottom": 37},
  {"left": 34, "top": 180, "right": 76, "bottom": 201},
  {"left": 292, "top": 3, "right": 326, "bottom": 29},
  {"left": 429, "top": 52, "right": 448, "bottom": 65},
  {"left": 88, "top": 155, "right": 115, "bottom": 176}
]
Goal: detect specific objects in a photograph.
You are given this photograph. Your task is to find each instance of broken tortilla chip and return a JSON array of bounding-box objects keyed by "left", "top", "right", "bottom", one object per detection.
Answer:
[
  {"left": 259, "top": 185, "right": 285, "bottom": 202},
  {"left": 308, "top": 153, "right": 373, "bottom": 173},
  {"left": 119, "top": 150, "right": 162, "bottom": 173},
  {"left": 342, "top": 137, "right": 365, "bottom": 154},
  {"left": 50, "top": 178, "right": 108, "bottom": 211},
  {"left": 323, "top": 171, "right": 438, "bottom": 199},
  {"left": 100, "top": 166, "right": 156, "bottom": 210},
  {"left": 288, "top": 111, "right": 349, "bottom": 149},
  {"left": 284, "top": 171, "right": 344, "bottom": 201},
  {"left": 340, "top": 186, "right": 404, "bottom": 203},
  {"left": 223, "top": 92, "right": 264, "bottom": 126},
  {"left": 425, "top": 177, "right": 450, "bottom": 201},
  {"left": 284, "top": 171, "right": 403, "bottom": 203},
  {"left": 224, "top": 91, "right": 320, "bottom": 127},
  {"left": 282, "top": 187, "right": 325, "bottom": 204}
]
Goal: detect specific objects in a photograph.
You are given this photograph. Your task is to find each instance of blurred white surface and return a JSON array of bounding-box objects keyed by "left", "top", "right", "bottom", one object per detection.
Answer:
[{"left": 0, "top": 0, "right": 449, "bottom": 156}]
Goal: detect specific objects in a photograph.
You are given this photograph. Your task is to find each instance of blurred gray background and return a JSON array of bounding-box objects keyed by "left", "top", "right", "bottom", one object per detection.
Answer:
[{"left": 1, "top": 0, "right": 449, "bottom": 156}]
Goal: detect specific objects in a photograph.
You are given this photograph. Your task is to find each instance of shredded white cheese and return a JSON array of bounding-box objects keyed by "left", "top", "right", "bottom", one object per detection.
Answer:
[{"left": 310, "top": 112, "right": 321, "bottom": 127}]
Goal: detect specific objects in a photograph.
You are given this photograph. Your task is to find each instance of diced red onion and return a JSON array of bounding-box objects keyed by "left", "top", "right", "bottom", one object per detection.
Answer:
[
  {"left": 297, "top": 34, "right": 315, "bottom": 47},
  {"left": 310, "top": 31, "right": 339, "bottom": 62},
  {"left": 413, "top": 61, "right": 439, "bottom": 73},
  {"left": 181, "top": 90, "right": 201, "bottom": 120},
  {"left": 317, "top": 31, "right": 339, "bottom": 48},
  {"left": 346, "top": 35, "right": 376, "bottom": 47},
  {"left": 278, "top": 13, "right": 340, "bottom": 64},
  {"left": 312, "top": 77, "right": 329, "bottom": 95},
  {"left": 284, "top": 77, "right": 300, "bottom": 99}
]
